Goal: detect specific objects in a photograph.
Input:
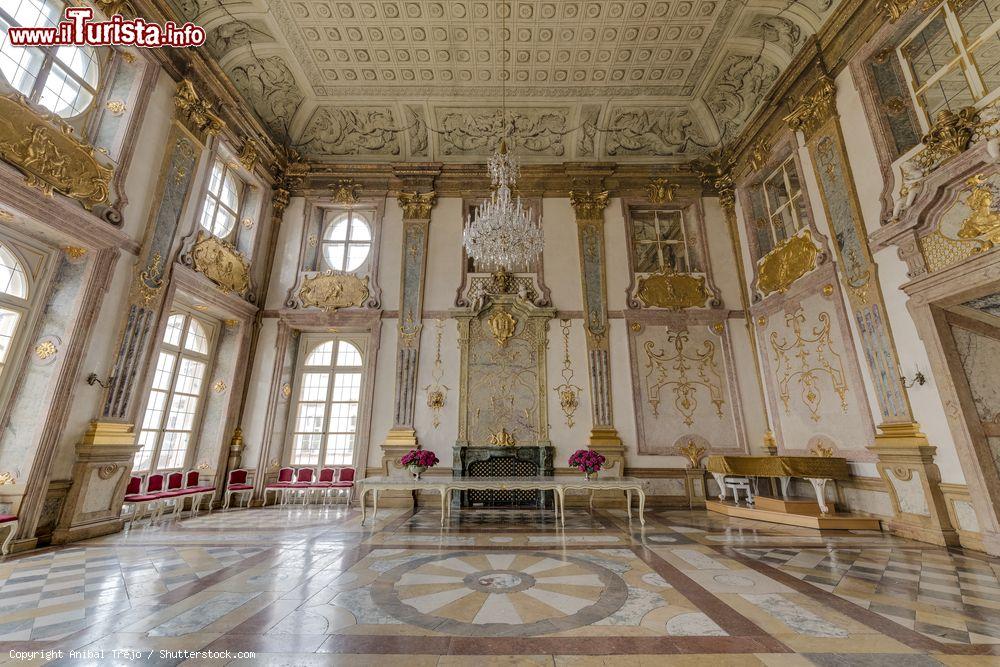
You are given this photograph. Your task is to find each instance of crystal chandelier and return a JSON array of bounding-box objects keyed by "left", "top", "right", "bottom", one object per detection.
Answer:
[{"left": 462, "top": 1, "right": 543, "bottom": 272}]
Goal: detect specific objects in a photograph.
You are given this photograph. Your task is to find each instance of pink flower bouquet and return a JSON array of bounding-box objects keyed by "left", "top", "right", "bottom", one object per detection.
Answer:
[
  {"left": 400, "top": 449, "right": 439, "bottom": 479},
  {"left": 568, "top": 449, "right": 606, "bottom": 479}
]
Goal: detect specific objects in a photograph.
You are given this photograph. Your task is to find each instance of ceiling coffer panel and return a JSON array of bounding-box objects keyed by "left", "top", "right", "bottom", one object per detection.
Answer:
[{"left": 189, "top": 0, "right": 843, "bottom": 162}]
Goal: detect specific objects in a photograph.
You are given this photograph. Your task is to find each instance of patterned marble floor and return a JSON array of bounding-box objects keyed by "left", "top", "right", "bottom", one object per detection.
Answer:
[{"left": 1, "top": 505, "right": 999, "bottom": 665}]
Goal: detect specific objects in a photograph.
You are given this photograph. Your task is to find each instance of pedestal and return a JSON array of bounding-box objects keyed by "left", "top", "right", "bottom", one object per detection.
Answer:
[
  {"left": 51, "top": 422, "right": 139, "bottom": 544},
  {"left": 685, "top": 468, "right": 707, "bottom": 509},
  {"left": 376, "top": 432, "right": 421, "bottom": 508},
  {"left": 870, "top": 422, "right": 959, "bottom": 547},
  {"left": 587, "top": 439, "right": 627, "bottom": 508}
]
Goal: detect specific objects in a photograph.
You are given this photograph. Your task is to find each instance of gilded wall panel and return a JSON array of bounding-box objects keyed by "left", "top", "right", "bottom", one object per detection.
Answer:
[
  {"left": 755, "top": 285, "right": 876, "bottom": 459},
  {"left": 629, "top": 322, "right": 746, "bottom": 456}
]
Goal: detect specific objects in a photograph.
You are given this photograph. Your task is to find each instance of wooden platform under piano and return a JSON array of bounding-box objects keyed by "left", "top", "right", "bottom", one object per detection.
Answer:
[{"left": 706, "top": 496, "right": 882, "bottom": 530}]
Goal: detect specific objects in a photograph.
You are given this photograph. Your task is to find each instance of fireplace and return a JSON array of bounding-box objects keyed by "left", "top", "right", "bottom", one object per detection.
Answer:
[{"left": 453, "top": 445, "right": 555, "bottom": 509}]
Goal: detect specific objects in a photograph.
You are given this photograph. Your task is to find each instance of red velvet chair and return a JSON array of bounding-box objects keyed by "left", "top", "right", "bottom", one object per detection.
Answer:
[
  {"left": 123, "top": 475, "right": 160, "bottom": 525},
  {"left": 161, "top": 471, "right": 188, "bottom": 519},
  {"left": 223, "top": 469, "right": 254, "bottom": 509},
  {"left": 313, "top": 467, "right": 337, "bottom": 505},
  {"left": 292, "top": 468, "right": 315, "bottom": 504},
  {"left": 0, "top": 514, "right": 18, "bottom": 555},
  {"left": 331, "top": 467, "right": 355, "bottom": 505},
  {"left": 183, "top": 470, "right": 216, "bottom": 514},
  {"left": 144, "top": 473, "right": 167, "bottom": 521},
  {"left": 265, "top": 467, "right": 295, "bottom": 505}
]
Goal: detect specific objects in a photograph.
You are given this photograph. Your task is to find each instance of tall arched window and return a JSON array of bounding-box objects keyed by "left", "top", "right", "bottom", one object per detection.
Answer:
[
  {"left": 289, "top": 338, "right": 364, "bottom": 466},
  {"left": 0, "top": 0, "right": 100, "bottom": 118},
  {"left": 199, "top": 158, "right": 244, "bottom": 240},
  {"left": 0, "top": 241, "right": 28, "bottom": 379},
  {"left": 134, "top": 311, "right": 217, "bottom": 472}
]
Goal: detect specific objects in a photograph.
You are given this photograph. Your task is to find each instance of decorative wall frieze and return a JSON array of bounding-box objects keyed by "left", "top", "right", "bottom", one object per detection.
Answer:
[
  {"left": 876, "top": 0, "right": 919, "bottom": 23},
  {"left": 0, "top": 93, "right": 113, "bottom": 210}
]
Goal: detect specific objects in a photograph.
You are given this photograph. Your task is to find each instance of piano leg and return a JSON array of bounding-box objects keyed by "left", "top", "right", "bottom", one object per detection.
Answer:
[
  {"left": 806, "top": 478, "right": 830, "bottom": 514},
  {"left": 711, "top": 472, "right": 727, "bottom": 502}
]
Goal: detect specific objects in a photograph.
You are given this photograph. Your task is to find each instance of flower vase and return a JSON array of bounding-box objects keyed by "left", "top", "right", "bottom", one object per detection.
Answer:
[
  {"left": 409, "top": 465, "right": 427, "bottom": 480},
  {"left": 584, "top": 470, "right": 595, "bottom": 481}
]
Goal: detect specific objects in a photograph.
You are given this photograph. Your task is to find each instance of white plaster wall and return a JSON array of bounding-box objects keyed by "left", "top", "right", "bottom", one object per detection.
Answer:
[
  {"left": 424, "top": 197, "right": 464, "bottom": 312},
  {"left": 240, "top": 318, "right": 278, "bottom": 470},
  {"left": 265, "top": 197, "right": 305, "bottom": 310},
  {"left": 603, "top": 198, "right": 629, "bottom": 311},
  {"left": 380, "top": 197, "right": 403, "bottom": 311},
  {"left": 368, "top": 321, "right": 399, "bottom": 468}
]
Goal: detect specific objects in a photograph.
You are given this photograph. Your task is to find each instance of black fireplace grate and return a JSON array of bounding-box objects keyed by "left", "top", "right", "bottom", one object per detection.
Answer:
[{"left": 466, "top": 457, "right": 539, "bottom": 506}]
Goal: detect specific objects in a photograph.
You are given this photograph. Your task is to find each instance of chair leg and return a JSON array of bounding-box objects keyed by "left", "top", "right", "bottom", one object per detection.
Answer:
[{"left": 1, "top": 521, "right": 16, "bottom": 556}]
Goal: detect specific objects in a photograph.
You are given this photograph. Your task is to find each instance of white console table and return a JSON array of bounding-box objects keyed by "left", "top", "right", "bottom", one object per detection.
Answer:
[{"left": 357, "top": 475, "right": 647, "bottom": 527}]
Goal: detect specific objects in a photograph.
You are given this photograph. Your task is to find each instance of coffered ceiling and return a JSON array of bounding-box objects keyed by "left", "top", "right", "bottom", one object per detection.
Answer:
[{"left": 171, "top": 0, "right": 841, "bottom": 162}]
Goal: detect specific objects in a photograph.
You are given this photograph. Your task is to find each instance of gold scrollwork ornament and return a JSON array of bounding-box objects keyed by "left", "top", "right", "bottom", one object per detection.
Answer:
[
  {"left": 489, "top": 427, "right": 516, "bottom": 448},
  {"left": 957, "top": 174, "right": 1000, "bottom": 251},
  {"left": 552, "top": 320, "right": 583, "bottom": 428},
  {"left": 190, "top": 233, "right": 251, "bottom": 296}
]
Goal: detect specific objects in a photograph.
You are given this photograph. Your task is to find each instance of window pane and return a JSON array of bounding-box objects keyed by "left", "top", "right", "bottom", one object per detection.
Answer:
[
  {"left": 151, "top": 353, "right": 176, "bottom": 391},
  {"left": 324, "top": 216, "right": 349, "bottom": 241},
  {"left": 959, "top": 0, "right": 1000, "bottom": 40},
  {"left": 300, "top": 372, "right": 329, "bottom": 402},
  {"left": 345, "top": 242, "right": 370, "bottom": 271},
  {"left": 163, "top": 315, "right": 184, "bottom": 346},
  {"left": 141, "top": 389, "right": 168, "bottom": 430},
  {"left": 765, "top": 171, "right": 790, "bottom": 212},
  {"left": 156, "top": 431, "right": 190, "bottom": 470},
  {"left": 327, "top": 402, "right": 358, "bottom": 433},
  {"left": 331, "top": 372, "right": 361, "bottom": 401},
  {"left": 305, "top": 341, "right": 334, "bottom": 366},
  {"left": 54, "top": 43, "right": 98, "bottom": 86},
  {"left": 904, "top": 13, "right": 961, "bottom": 89},
  {"left": 184, "top": 318, "right": 209, "bottom": 354},
  {"left": 972, "top": 35, "right": 1000, "bottom": 93},
  {"left": 220, "top": 171, "right": 240, "bottom": 211},
  {"left": 174, "top": 358, "right": 205, "bottom": 395},
  {"left": 134, "top": 431, "right": 157, "bottom": 471},
  {"left": 39, "top": 61, "right": 93, "bottom": 117},
  {"left": 208, "top": 161, "right": 225, "bottom": 196},
  {"left": 164, "top": 393, "right": 197, "bottom": 431},
  {"left": 292, "top": 434, "right": 321, "bottom": 465},
  {"left": 295, "top": 402, "right": 326, "bottom": 433},
  {"left": 0, "top": 308, "right": 19, "bottom": 364},
  {"left": 0, "top": 243, "right": 27, "bottom": 298},
  {"left": 918, "top": 66, "right": 978, "bottom": 118},
  {"left": 662, "top": 242, "right": 685, "bottom": 272},
  {"left": 336, "top": 341, "right": 362, "bottom": 366},
  {"left": 323, "top": 243, "right": 346, "bottom": 271},
  {"left": 350, "top": 215, "right": 372, "bottom": 241},
  {"left": 325, "top": 433, "right": 354, "bottom": 466}
]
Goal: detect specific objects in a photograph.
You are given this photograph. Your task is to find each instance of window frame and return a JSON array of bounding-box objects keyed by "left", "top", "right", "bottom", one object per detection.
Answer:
[
  {"left": 898, "top": 1, "right": 1000, "bottom": 130},
  {"left": 760, "top": 156, "right": 808, "bottom": 249},
  {"left": 286, "top": 335, "right": 366, "bottom": 468},
  {"left": 133, "top": 308, "right": 218, "bottom": 474},
  {"left": 628, "top": 207, "right": 701, "bottom": 275},
  {"left": 320, "top": 210, "right": 374, "bottom": 274},
  {"left": 198, "top": 157, "right": 246, "bottom": 243},
  {"left": 0, "top": 0, "right": 100, "bottom": 118}
]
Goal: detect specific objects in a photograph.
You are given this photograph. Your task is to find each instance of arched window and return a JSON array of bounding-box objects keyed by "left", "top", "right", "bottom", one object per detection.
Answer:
[
  {"left": 289, "top": 338, "right": 364, "bottom": 466},
  {"left": 0, "top": 0, "right": 100, "bottom": 118},
  {"left": 199, "top": 159, "right": 244, "bottom": 240},
  {"left": 134, "top": 311, "right": 217, "bottom": 472},
  {"left": 322, "top": 211, "right": 372, "bottom": 272},
  {"left": 0, "top": 241, "right": 28, "bottom": 379}
]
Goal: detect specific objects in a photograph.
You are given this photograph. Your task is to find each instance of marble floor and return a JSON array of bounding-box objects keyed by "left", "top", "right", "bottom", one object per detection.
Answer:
[{"left": 1, "top": 504, "right": 999, "bottom": 665}]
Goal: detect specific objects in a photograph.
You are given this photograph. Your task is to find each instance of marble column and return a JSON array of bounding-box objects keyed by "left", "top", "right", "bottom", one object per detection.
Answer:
[
  {"left": 380, "top": 192, "right": 436, "bottom": 506},
  {"left": 570, "top": 190, "right": 625, "bottom": 506},
  {"left": 784, "top": 66, "right": 957, "bottom": 547}
]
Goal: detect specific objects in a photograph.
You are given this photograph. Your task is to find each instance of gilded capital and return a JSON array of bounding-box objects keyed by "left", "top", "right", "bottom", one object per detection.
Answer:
[
  {"left": 238, "top": 139, "right": 259, "bottom": 171},
  {"left": 270, "top": 150, "right": 309, "bottom": 217},
  {"left": 693, "top": 151, "right": 736, "bottom": 210},
  {"left": 398, "top": 191, "right": 437, "bottom": 219},
  {"left": 569, "top": 190, "right": 610, "bottom": 222},
  {"left": 331, "top": 179, "right": 361, "bottom": 204},
  {"left": 783, "top": 74, "right": 837, "bottom": 138},
  {"left": 173, "top": 79, "right": 225, "bottom": 136}
]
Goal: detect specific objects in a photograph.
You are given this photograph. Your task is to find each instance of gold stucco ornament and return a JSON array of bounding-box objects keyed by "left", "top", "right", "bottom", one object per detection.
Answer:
[
  {"left": 0, "top": 94, "right": 113, "bottom": 209},
  {"left": 487, "top": 310, "right": 517, "bottom": 348},
  {"left": 190, "top": 233, "right": 251, "bottom": 296},
  {"left": 757, "top": 231, "right": 819, "bottom": 296},
  {"left": 636, "top": 266, "right": 708, "bottom": 310},
  {"left": 957, "top": 174, "right": 1000, "bottom": 251},
  {"left": 298, "top": 272, "right": 370, "bottom": 312},
  {"left": 489, "top": 427, "right": 516, "bottom": 448},
  {"left": 678, "top": 440, "right": 706, "bottom": 469}
]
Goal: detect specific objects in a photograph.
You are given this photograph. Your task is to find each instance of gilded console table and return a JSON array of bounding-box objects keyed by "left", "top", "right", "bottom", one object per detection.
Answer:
[
  {"left": 358, "top": 475, "right": 647, "bottom": 527},
  {"left": 705, "top": 455, "right": 851, "bottom": 514}
]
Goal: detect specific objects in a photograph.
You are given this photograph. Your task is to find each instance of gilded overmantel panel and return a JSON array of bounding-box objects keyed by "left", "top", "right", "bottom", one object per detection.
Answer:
[{"left": 453, "top": 295, "right": 555, "bottom": 449}]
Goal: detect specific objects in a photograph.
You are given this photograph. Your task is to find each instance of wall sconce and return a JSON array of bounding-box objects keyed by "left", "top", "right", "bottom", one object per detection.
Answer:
[
  {"left": 900, "top": 370, "right": 927, "bottom": 389},
  {"left": 86, "top": 372, "right": 115, "bottom": 389}
]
